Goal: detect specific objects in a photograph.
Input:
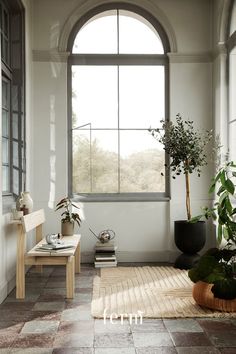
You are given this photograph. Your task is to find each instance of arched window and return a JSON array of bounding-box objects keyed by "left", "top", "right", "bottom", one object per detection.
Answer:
[
  {"left": 228, "top": 1, "right": 236, "bottom": 161},
  {"left": 68, "top": 6, "right": 170, "bottom": 201}
]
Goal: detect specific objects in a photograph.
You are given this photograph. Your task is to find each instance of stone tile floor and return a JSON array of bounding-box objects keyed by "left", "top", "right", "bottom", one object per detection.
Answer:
[{"left": 0, "top": 264, "right": 235, "bottom": 353}]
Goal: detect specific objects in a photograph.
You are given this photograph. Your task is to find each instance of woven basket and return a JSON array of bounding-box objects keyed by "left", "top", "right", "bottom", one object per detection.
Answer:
[{"left": 192, "top": 281, "right": 236, "bottom": 312}]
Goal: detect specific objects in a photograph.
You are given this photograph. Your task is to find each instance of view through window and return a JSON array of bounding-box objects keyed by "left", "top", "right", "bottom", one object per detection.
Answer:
[{"left": 70, "top": 9, "right": 168, "bottom": 197}]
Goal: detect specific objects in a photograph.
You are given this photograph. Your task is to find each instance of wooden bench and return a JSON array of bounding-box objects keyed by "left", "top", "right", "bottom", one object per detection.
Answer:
[{"left": 15, "top": 209, "right": 81, "bottom": 299}]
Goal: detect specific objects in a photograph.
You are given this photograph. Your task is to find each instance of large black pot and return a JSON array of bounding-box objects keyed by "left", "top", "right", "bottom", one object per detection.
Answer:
[{"left": 174, "top": 220, "right": 206, "bottom": 270}]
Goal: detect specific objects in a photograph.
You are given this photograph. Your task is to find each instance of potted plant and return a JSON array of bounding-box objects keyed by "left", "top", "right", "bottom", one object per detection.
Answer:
[
  {"left": 188, "top": 161, "right": 236, "bottom": 311},
  {"left": 55, "top": 197, "right": 82, "bottom": 236},
  {"left": 150, "top": 114, "right": 212, "bottom": 269}
]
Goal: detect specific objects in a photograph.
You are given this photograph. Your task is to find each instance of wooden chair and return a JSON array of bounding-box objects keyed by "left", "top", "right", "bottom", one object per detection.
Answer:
[{"left": 15, "top": 209, "right": 81, "bottom": 299}]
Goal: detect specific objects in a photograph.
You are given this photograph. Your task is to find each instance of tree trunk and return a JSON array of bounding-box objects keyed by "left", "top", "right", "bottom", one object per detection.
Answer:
[{"left": 185, "top": 171, "right": 191, "bottom": 220}]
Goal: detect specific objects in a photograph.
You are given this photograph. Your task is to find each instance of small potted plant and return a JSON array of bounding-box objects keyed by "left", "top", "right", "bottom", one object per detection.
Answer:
[
  {"left": 150, "top": 114, "right": 212, "bottom": 269},
  {"left": 55, "top": 197, "right": 82, "bottom": 236},
  {"left": 188, "top": 161, "right": 236, "bottom": 311}
]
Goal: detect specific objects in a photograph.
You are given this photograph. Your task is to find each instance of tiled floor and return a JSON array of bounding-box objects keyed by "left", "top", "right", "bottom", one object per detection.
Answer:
[{"left": 0, "top": 264, "right": 236, "bottom": 353}]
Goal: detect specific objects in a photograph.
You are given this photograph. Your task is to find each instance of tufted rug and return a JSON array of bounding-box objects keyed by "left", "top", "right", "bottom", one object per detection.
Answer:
[{"left": 91, "top": 266, "right": 236, "bottom": 318}]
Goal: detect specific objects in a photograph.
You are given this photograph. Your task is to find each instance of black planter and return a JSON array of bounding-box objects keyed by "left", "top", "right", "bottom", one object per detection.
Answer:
[{"left": 174, "top": 220, "right": 206, "bottom": 269}]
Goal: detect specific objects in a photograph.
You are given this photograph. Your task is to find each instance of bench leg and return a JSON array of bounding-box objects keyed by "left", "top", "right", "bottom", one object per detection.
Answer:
[
  {"left": 16, "top": 225, "right": 25, "bottom": 299},
  {"left": 66, "top": 256, "right": 75, "bottom": 299},
  {"left": 75, "top": 242, "right": 81, "bottom": 273}
]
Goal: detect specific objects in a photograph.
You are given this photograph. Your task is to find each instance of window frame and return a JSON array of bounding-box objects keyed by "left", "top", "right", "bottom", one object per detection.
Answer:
[
  {"left": 67, "top": 3, "right": 170, "bottom": 202},
  {"left": 226, "top": 1, "right": 236, "bottom": 161},
  {"left": 1, "top": 0, "right": 25, "bottom": 212}
]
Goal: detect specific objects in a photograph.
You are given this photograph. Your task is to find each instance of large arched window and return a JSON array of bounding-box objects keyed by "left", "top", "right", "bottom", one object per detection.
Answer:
[
  {"left": 68, "top": 5, "right": 169, "bottom": 201},
  {"left": 228, "top": 1, "right": 236, "bottom": 161}
]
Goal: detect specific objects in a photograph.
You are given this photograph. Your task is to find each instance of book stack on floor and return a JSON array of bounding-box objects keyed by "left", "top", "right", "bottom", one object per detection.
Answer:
[{"left": 94, "top": 241, "right": 117, "bottom": 268}]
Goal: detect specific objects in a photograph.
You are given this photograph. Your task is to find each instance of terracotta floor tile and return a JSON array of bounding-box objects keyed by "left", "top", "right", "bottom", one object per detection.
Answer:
[
  {"left": 12, "top": 334, "right": 55, "bottom": 348},
  {"left": 0, "top": 334, "right": 17, "bottom": 348}
]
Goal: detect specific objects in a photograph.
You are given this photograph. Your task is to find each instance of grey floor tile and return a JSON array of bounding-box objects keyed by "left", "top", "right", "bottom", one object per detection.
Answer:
[
  {"left": 53, "top": 332, "right": 94, "bottom": 348},
  {"left": 33, "top": 302, "right": 65, "bottom": 312},
  {"left": 94, "top": 319, "right": 130, "bottom": 334},
  {"left": 95, "top": 348, "right": 135, "bottom": 354},
  {"left": 133, "top": 332, "right": 173, "bottom": 347},
  {"left": 131, "top": 319, "right": 166, "bottom": 333},
  {"left": 94, "top": 333, "right": 134, "bottom": 347},
  {"left": 176, "top": 347, "right": 220, "bottom": 354},
  {"left": 164, "top": 319, "right": 203, "bottom": 333},
  {"left": 61, "top": 305, "right": 92, "bottom": 321},
  {"left": 21, "top": 321, "right": 59, "bottom": 334},
  {"left": 136, "top": 348, "right": 177, "bottom": 354},
  {"left": 208, "top": 331, "right": 236, "bottom": 347}
]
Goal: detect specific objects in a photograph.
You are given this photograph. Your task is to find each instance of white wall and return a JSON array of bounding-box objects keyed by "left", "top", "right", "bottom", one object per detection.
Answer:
[{"left": 30, "top": 0, "right": 216, "bottom": 264}]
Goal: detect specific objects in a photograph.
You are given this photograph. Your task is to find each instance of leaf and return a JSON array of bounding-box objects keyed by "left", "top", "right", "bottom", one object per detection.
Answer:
[
  {"left": 189, "top": 215, "right": 202, "bottom": 223},
  {"left": 217, "top": 185, "right": 225, "bottom": 196},
  {"left": 220, "top": 170, "right": 226, "bottom": 185},
  {"left": 211, "top": 278, "right": 236, "bottom": 300},
  {"left": 223, "top": 226, "right": 229, "bottom": 240},
  {"left": 55, "top": 204, "right": 65, "bottom": 211},
  {"left": 217, "top": 224, "right": 222, "bottom": 245},
  {"left": 225, "top": 179, "right": 235, "bottom": 195},
  {"left": 209, "top": 182, "right": 216, "bottom": 194}
]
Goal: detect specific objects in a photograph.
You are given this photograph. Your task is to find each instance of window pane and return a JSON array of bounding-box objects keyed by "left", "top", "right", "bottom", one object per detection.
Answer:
[
  {"left": 73, "top": 130, "right": 118, "bottom": 193},
  {"left": 2, "top": 165, "right": 9, "bottom": 192},
  {"left": 119, "top": 66, "right": 165, "bottom": 128},
  {"left": 72, "top": 66, "right": 118, "bottom": 129},
  {"left": 2, "top": 110, "right": 8, "bottom": 136},
  {"left": 229, "top": 121, "right": 236, "bottom": 161},
  {"left": 119, "top": 10, "right": 164, "bottom": 54},
  {"left": 2, "top": 80, "right": 9, "bottom": 109},
  {"left": 13, "top": 141, "right": 19, "bottom": 167},
  {"left": 229, "top": 47, "right": 236, "bottom": 123},
  {"left": 13, "top": 168, "right": 19, "bottom": 195},
  {"left": 12, "top": 85, "right": 18, "bottom": 111},
  {"left": 3, "top": 9, "right": 8, "bottom": 36},
  {"left": 120, "top": 130, "right": 165, "bottom": 192},
  {"left": 2, "top": 137, "right": 9, "bottom": 164},
  {"left": 73, "top": 10, "right": 117, "bottom": 54},
  {"left": 13, "top": 113, "right": 18, "bottom": 139}
]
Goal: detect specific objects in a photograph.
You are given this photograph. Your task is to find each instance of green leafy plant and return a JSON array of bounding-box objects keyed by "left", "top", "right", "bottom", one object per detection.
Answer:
[
  {"left": 149, "top": 114, "right": 212, "bottom": 220},
  {"left": 188, "top": 161, "right": 236, "bottom": 300},
  {"left": 55, "top": 197, "right": 81, "bottom": 226}
]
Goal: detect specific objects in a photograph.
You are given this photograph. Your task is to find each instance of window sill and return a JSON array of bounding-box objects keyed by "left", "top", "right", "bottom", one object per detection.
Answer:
[{"left": 72, "top": 193, "right": 170, "bottom": 203}]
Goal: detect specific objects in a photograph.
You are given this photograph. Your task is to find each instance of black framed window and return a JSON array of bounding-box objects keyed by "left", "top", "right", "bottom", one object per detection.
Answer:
[
  {"left": 68, "top": 5, "right": 170, "bottom": 201},
  {"left": 1, "top": 0, "right": 25, "bottom": 207}
]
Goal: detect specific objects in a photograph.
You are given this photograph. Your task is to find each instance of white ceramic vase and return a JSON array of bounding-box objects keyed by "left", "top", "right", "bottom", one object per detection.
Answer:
[{"left": 19, "top": 192, "right": 33, "bottom": 214}]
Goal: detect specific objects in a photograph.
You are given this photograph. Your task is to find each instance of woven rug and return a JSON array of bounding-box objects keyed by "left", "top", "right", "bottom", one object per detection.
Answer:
[{"left": 91, "top": 266, "right": 236, "bottom": 318}]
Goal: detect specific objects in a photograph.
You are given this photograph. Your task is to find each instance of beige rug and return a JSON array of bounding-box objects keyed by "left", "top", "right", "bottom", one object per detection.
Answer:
[{"left": 91, "top": 266, "right": 236, "bottom": 318}]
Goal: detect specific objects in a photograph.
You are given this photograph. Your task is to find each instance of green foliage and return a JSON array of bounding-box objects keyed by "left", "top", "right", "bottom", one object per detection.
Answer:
[
  {"left": 55, "top": 197, "right": 81, "bottom": 227},
  {"left": 149, "top": 113, "right": 212, "bottom": 178},
  {"left": 189, "top": 162, "right": 236, "bottom": 300},
  {"left": 73, "top": 136, "right": 165, "bottom": 193},
  {"left": 191, "top": 161, "right": 236, "bottom": 246},
  {"left": 149, "top": 113, "right": 212, "bottom": 219},
  {"left": 188, "top": 248, "right": 236, "bottom": 300}
]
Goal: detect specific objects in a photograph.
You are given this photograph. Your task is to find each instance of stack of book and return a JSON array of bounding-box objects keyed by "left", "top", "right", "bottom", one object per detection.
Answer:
[{"left": 94, "top": 241, "right": 117, "bottom": 268}]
